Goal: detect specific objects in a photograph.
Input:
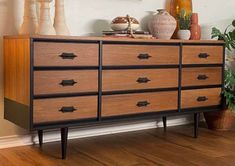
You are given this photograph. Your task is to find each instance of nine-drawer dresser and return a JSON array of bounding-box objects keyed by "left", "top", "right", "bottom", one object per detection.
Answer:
[{"left": 4, "top": 35, "right": 225, "bottom": 159}]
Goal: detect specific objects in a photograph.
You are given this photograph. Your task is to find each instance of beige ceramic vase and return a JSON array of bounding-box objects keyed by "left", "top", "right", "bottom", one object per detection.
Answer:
[{"left": 150, "top": 9, "right": 176, "bottom": 39}]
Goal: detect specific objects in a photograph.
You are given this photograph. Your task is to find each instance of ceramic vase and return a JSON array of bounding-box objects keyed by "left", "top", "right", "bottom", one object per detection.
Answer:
[
  {"left": 37, "top": 0, "right": 56, "bottom": 35},
  {"left": 190, "top": 13, "right": 201, "bottom": 40},
  {"left": 19, "top": 0, "right": 38, "bottom": 35},
  {"left": 177, "top": 30, "right": 191, "bottom": 40},
  {"left": 54, "top": 0, "right": 70, "bottom": 35},
  {"left": 149, "top": 9, "right": 176, "bottom": 39}
]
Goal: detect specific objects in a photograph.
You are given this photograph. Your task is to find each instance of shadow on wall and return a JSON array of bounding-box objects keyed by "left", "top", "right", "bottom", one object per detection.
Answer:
[{"left": 87, "top": 19, "right": 110, "bottom": 36}]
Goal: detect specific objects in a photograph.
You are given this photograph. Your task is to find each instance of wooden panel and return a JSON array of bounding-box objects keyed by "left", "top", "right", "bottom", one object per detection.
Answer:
[
  {"left": 33, "top": 96, "right": 97, "bottom": 123},
  {"left": 34, "top": 70, "right": 98, "bottom": 95},
  {"left": 103, "top": 45, "right": 179, "bottom": 65},
  {"left": 4, "top": 38, "right": 30, "bottom": 105},
  {"left": 34, "top": 42, "right": 98, "bottom": 66},
  {"left": 182, "top": 46, "right": 223, "bottom": 64},
  {"left": 102, "top": 91, "right": 178, "bottom": 117},
  {"left": 103, "top": 69, "right": 178, "bottom": 91},
  {"left": 181, "top": 88, "right": 221, "bottom": 109},
  {"left": 182, "top": 67, "right": 222, "bottom": 87}
]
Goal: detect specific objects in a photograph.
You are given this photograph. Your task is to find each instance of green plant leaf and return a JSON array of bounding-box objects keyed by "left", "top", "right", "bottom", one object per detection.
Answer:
[{"left": 232, "top": 20, "right": 235, "bottom": 27}]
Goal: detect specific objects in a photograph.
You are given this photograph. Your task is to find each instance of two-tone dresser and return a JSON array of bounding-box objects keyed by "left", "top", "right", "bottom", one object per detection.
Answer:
[{"left": 4, "top": 36, "right": 225, "bottom": 159}]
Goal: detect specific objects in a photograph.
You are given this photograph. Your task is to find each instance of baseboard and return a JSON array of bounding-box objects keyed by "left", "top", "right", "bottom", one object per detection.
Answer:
[{"left": 0, "top": 116, "right": 192, "bottom": 149}]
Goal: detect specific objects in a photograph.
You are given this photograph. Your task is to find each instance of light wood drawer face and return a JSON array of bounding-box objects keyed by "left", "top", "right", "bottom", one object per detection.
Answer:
[
  {"left": 181, "top": 88, "right": 221, "bottom": 109},
  {"left": 34, "top": 70, "right": 98, "bottom": 95},
  {"left": 182, "top": 67, "right": 222, "bottom": 87},
  {"left": 103, "top": 45, "right": 179, "bottom": 66},
  {"left": 102, "top": 69, "right": 178, "bottom": 91},
  {"left": 182, "top": 46, "right": 223, "bottom": 64},
  {"left": 34, "top": 42, "right": 98, "bottom": 66},
  {"left": 102, "top": 91, "right": 178, "bottom": 117},
  {"left": 33, "top": 96, "right": 97, "bottom": 123}
]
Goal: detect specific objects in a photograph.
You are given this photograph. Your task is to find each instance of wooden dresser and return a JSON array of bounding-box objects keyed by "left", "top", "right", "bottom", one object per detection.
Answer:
[{"left": 4, "top": 36, "right": 225, "bottom": 159}]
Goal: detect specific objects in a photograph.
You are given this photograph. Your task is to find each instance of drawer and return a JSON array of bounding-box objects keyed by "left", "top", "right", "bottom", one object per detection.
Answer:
[
  {"left": 182, "top": 67, "right": 222, "bottom": 87},
  {"left": 102, "top": 69, "right": 178, "bottom": 91},
  {"left": 33, "top": 96, "right": 97, "bottom": 123},
  {"left": 181, "top": 88, "right": 221, "bottom": 109},
  {"left": 34, "top": 70, "right": 98, "bottom": 95},
  {"left": 182, "top": 46, "right": 223, "bottom": 64},
  {"left": 34, "top": 42, "right": 98, "bottom": 66},
  {"left": 102, "top": 91, "right": 178, "bottom": 117},
  {"left": 103, "top": 45, "right": 179, "bottom": 66}
]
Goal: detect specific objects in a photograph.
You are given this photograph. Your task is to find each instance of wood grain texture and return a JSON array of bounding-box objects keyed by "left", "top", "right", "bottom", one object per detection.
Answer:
[
  {"left": 0, "top": 125, "right": 234, "bottom": 165},
  {"left": 102, "top": 91, "right": 178, "bottom": 117},
  {"left": 182, "top": 46, "right": 223, "bottom": 64},
  {"left": 103, "top": 45, "right": 179, "bottom": 65},
  {"left": 4, "top": 38, "right": 30, "bottom": 105},
  {"left": 182, "top": 67, "right": 222, "bottom": 87},
  {"left": 33, "top": 96, "right": 97, "bottom": 124},
  {"left": 34, "top": 70, "right": 98, "bottom": 95},
  {"left": 181, "top": 88, "right": 221, "bottom": 109},
  {"left": 4, "top": 35, "right": 225, "bottom": 44},
  {"left": 102, "top": 69, "right": 178, "bottom": 91},
  {"left": 34, "top": 42, "right": 98, "bottom": 66}
]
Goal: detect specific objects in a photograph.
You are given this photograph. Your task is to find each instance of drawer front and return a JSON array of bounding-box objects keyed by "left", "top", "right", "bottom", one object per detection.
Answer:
[
  {"left": 34, "top": 42, "right": 98, "bottom": 66},
  {"left": 182, "top": 67, "right": 222, "bottom": 87},
  {"left": 102, "top": 91, "right": 178, "bottom": 117},
  {"left": 103, "top": 45, "right": 179, "bottom": 66},
  {"left": 182, "top": 46, "right": 223, "bottom": 64},
  {"left": 181, "top": 88, "right": 221, "bottom": 109},
  {"left": 34, "top": 70, "right": 98, "bottom": 95},
  {"left": 103, "top": 69, "right": 178, "bottom": 91},
  {"left": 33, "top": 96, "right": 97, "bottom": 123}
]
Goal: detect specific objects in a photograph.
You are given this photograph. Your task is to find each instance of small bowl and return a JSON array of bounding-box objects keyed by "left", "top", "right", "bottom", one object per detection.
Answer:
[{"left": 111, "top": 16, "right": 140, "bottom": 31}]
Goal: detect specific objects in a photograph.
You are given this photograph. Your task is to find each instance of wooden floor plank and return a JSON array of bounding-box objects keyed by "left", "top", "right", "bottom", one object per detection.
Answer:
[{"left": 0, "top": 124, "right": 234, "bottom": 166}]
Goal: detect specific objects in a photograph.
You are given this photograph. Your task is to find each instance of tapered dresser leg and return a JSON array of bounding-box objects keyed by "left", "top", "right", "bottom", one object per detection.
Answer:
[
  {"left": 61, "top": 127, "right": 68, "bottom": 159},
  {"left": 162, "top": 116, "right": 167, "bottom": 132},
  {"left": 194, "top": 113, "right": 199, "bottom": 138},
  {"left": 38, "top": 130, "right": 43, "bottom": 147}
]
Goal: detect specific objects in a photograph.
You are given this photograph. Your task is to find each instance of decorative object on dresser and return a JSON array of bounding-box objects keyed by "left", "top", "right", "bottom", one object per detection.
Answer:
[
  {"left": 170, "top": 0, "right": 193, "bottom": 38},
  {"left": 54, "top": 0, "right": 70, "bottom": 35},
  {"left": 190, "top": 13, "right": 201, "bottom": 40},
  {"left": 110, "top": 16, "right": 139, "bottom": 31},
  {"left": 177, "top": 9, "right": 192, "bottom": 40},
  {"left": 148, "top": 9, "right": 176, "bottom": 39},
  {"left": 4, "top": 35, "right": 224, "bottom": 159},
  {"left": 19, "top": 0, "right": 38, "bottom": 35},
  {"left": 37, "top": 0, "right": 56, "bottom": 35},
  {"left": 204, "top": 20, "right": 235, "bottom": 130}
]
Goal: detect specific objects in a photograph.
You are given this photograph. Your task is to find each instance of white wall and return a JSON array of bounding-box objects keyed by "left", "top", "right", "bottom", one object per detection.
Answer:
[{"left": 0, "top": 0, "right": 234, "bottom": 137}]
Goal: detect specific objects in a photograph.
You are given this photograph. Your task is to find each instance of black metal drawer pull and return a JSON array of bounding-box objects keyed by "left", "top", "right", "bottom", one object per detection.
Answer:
[
  {"left": 198, "top": 53, "right": 210, "bottom": 59},
  {"left": 197, "top": 96, "right": 208, "bottom": 102},
  {"left": 60, "top": 79, "right": 77, "bottom": 86},
  {"left": 59, "top": 53, "right": 77, "bottom": 59},
  {"left": 137, "top": 53, "right": 152, "bottom": 60},
  {"left": 59, "top": 106, "right": 77, "bottom": 113},
  {"left": 136, "top": 77, "right": 151, "bottom": 83},
  {"left": 137, "top": 101, "right": 150, "bottom": 107},
  {"left": 197, "top": 74, "right": 209, "bottom": 80}
]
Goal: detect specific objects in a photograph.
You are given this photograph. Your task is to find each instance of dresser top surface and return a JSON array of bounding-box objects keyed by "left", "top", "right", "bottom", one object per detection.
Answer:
[{"left": 4, "top": 35, "right": 224, "bottom": 44}]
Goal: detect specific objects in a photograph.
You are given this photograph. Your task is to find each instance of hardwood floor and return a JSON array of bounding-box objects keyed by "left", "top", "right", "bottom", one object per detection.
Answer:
[{"left": 0, "top": 124, "right": 235, "bottom": 166}]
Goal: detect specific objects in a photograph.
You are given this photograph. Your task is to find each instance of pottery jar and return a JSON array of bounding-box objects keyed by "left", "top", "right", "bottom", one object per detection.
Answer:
[
  {"left": 111, "top": 16, "right": 139, "bottom": 31},
  {"left": 150, "top": 9, "right": 176, "bottom": 39},
  {"left": 190, "top": 13, "right": 201, "bottom": 40}
]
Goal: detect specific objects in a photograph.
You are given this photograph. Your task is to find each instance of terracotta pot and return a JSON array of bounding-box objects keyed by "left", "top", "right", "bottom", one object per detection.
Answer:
[
  {"left": 149, "top": 9, "right": 176, "bottom": 39},
  {"left": 177, "top": 30, "right": 191, "bottom": 40},
  {"left": 190, "top": 13, "right": 201, "bottom": 40},
  {"left": 204, "top": 109, "right": 234, "bottom": 131}
]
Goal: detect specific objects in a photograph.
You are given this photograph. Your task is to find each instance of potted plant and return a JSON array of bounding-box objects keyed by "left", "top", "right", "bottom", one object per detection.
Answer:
[
  {"left": 177, "top": 9, "right": 192, "bottom": 40},
  {"left": 203, "top": 20, "right": 235, "bottom": 130}
]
